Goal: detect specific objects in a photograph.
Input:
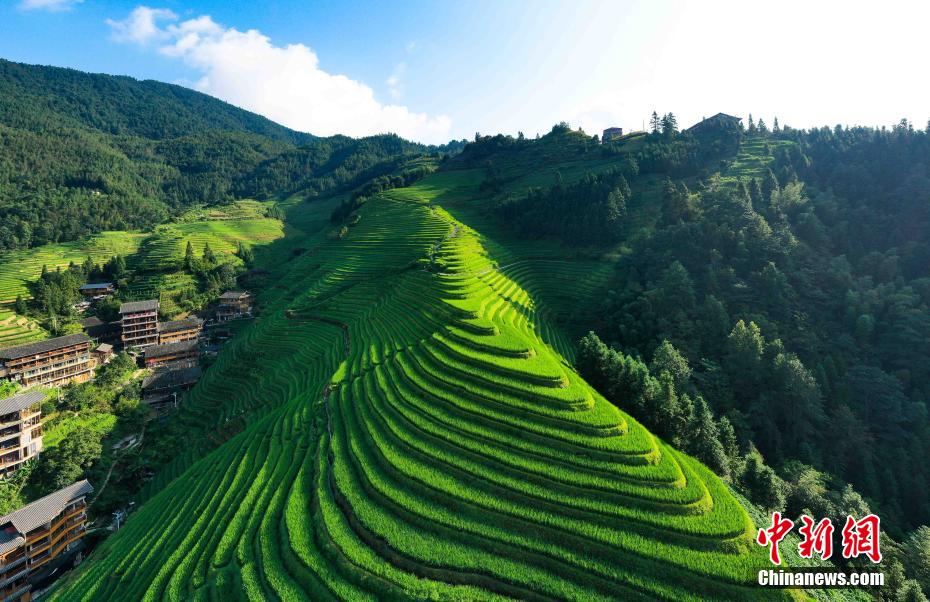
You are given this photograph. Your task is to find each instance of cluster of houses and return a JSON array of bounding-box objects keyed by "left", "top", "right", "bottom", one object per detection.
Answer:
[
  {"left": 0, "top": 286, "right": 252, "bottom": 599},
  {"left": 0, "top": 289, "right": 253, "bottom": 414}
]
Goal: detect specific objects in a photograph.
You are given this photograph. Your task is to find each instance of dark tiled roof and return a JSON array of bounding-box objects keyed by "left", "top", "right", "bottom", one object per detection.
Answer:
[
  {"left": 144, "top": 339, "right": 198, "bottom": 359},
  {"left": 0, "top": 480, "right": 93, "bottom": 553},
  {"left": 157, "top": 317, "right": 203, "bottom": 334},
  {"left": 119, "top": 299, "right": 159, "bottom": 314},
  {"left": 142, "top": 365, "right": 202, "bottom": 391},
  {"left": 0, "top": 333, "right": 91, "bottom": 360},
  {"left": 79, "top": 282, "right": 113, "bottom": 290},
  {"left": 0, "top": 390, "right": 45, "bottom": 416},
  {"left": 82, "top": 318, "right": 120, "bottom": 338},
  {"left": 218, "top": 291, "right": 249, "bottom": 300}
]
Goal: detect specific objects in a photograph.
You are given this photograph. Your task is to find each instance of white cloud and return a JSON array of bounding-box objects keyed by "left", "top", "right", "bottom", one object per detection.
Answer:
[
  {"left": 106, "top": 6, "right": 452, "bottom": 143},
  {"left": 106, "top": 6, "right": 177, "bottom": 45},
  {"left": 19, "top": 0, "right": 82, "bottom": 11},
  {"left": 386, "top": 62, "right": 406, "bottom": 100}
]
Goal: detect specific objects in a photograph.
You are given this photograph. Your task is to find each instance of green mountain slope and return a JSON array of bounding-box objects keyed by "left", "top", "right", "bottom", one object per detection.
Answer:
[
  {"left": 0, "top": 59, "right": 311, "bottom": 142},
  {"left": 0, "top": 59, "right": 452, "bottom": 253},
  {"left": 441, "top": 124, "right": 930, "bottom": 544},
  {"left": 50, "top": 178, "right": 795, "bottom": 600}
]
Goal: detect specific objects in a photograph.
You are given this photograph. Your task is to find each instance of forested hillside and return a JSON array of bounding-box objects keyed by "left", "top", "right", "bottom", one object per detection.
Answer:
[
  {"left": 452, "top": 119, "right": 930, "bottom": 557},
  {"left": 0, "top": 59, "right": 460, "bottom": 252}
]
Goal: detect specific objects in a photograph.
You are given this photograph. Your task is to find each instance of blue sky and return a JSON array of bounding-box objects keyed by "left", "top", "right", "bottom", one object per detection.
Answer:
[{"left": 3, "top": 0, "right": 929, "bottom": 143}]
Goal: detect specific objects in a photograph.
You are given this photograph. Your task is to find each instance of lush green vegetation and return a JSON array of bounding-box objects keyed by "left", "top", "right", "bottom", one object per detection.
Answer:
[
  {"left": 49, "top": 173, "right": 801, "bottom": 600},
  {"left": 0, "top": 59, "right": 462, "bottom": 252},
  {"left": 0, "top": 231, "right": 144, "bottom": 304},
  {"left": 0, "top": 353, "right": 145, "bottom": 516},
  {"left": 429, "top": 119, "right": 930, "bottom": 598},
  {"left": 10, "top": 57, "right": 929, "bottom": 601}
]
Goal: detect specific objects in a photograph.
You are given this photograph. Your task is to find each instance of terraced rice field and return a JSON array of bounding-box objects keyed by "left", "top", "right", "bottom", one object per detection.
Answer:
[
  {"left": 0, "top": 308, "right": 45, "bottom": 346},
  {"left": 51, "top": 182, "right": 794, "bottom": 601},
  {"left": 135, "top": 218, "right": 284, "bottom": 271},
  {"left": 722, "top": 137, "right": 794, "bottom": 183},
  {"left": 0, "top": 231, "right": 146, "bottom": 303}
]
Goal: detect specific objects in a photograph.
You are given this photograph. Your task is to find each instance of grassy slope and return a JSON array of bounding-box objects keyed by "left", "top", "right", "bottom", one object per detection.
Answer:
[
  {"left": 0, "top": 231, "right": 146, "bottom": 304},
  {"left": 124, "top": 201, "right": 284, "bottom": 305},
  {"left": 0, "top": 308, "right": 44, "bottom": 346},
  {"left": 0, "top": 201, "right": 283, "bottom": 335},
  {"left": 50, "top": 171, "right": 799, "bottom": 600}
]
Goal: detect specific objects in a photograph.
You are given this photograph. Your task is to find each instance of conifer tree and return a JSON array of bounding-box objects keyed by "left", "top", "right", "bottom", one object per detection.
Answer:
[
  {"left": 184, "top": 241, "right": 195, "bottom": 270},
  {"left": 688, "top": 397, "right": 730, "bottom": 477},
  {"left": 649, "top": 111, "right": 661, "bottom": 134}
]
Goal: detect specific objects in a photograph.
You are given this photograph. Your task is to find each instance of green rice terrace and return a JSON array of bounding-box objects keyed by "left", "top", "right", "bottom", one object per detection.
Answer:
[
  {"left": 123, "top": 201, "right": 284, "bottom": 303},
  {"left": 0, "top": 231, "right": 146, "bottom": 304},
  {"left": 133, "top": 201, "right": 284, "bottom": 272},
  {"left": 0, "top": 308, "right": 44, "bottom": 346},
  {"left": 50, "top": 172, "right": 801, "bottom": 601}
]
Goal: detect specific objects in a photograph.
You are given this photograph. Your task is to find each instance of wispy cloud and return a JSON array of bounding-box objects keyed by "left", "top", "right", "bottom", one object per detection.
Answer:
[
  {"left": 386, "top": 62, "right": 407, "bottom": 100},
  {"left": 19, "top": 0, "right": 83, "bottom": 12},
  {"left": 106, "top": 6, "right": 177, "bottom": 44},
  {"left": 105, "top": 6, "right": 452, "bottom": 143}
]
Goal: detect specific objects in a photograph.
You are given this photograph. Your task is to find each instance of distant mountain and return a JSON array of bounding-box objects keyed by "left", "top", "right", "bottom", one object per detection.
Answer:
[
  {"left": 0, "top": 59, "right": 312, "bottom": 143},
  {"left": 0, "top": 59, "right": 457, "bottom": 252}
]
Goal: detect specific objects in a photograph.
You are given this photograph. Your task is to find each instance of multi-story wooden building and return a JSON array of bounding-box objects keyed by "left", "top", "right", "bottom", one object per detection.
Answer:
[
  {"left": 216, "top": 291, "right": 252, "bottom": 321},
  {"left": 0, "top": 480, "right": 93, "bottom": 601},
  {"left": 0, "top": 391, "right": 43, "bottom": 479},
  {"left": 157, "top": 317, "right": 203, "bottom": 344},
  {"left": 0, "top": 334, "right": 93, "bottom": 389},
  {"left": 80, "top": 317, "right": 120, "bottom": 346},
  {"left": 120, "top": 300, "right": 159, "bottom": 348},
  {"left": 78, "top": 282, "right": 114, "bottom": 299},
  {"left": 142, "top": 364, "right": 202, "bottom": 415},
  {"left": 142, "top": 340, "right": 199, "bottom": 368}
]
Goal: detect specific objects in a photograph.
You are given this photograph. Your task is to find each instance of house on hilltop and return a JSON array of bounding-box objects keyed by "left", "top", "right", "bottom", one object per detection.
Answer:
[
  {"left": 78, "top": 282, "right": 114, "bottom": 299},
  {"left": 602, "top": 127, "right": 624, "bottom": 142},
  {"left": 142, "top": 364, "right": 202, "bottom": 415},
  {"left": 157, "top": 317, "right": 203, "bottom": 345},
  {"left": 685, "top": 113, "right": 742, "bottom": 135},
  {"left": 80, "top": 316, "right": 120, "bottom": 346},
  {"left": 142, "top": 339, "right": 199, "bottom": 369}
]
